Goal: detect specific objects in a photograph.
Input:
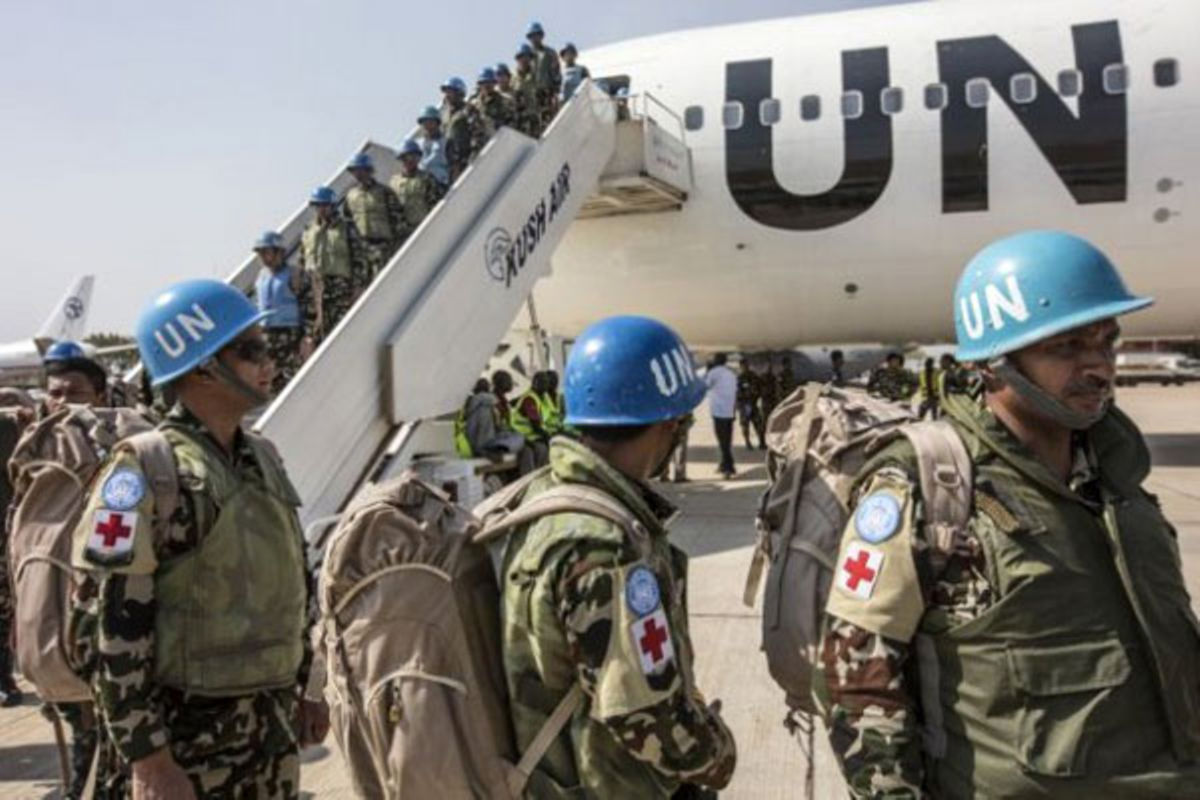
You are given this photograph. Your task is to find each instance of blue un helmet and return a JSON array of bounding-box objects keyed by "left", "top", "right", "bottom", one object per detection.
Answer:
[
  {"left": 441, "top": 76, "right": 467, "bottom": 95},
  {"left": 954, "top": 231, "right": 1153, "bottom": 363},
  {"left": 477, "top": 67, "right": 497, "bottom": 85},
  {"left": 347, "top": 152, "right": 374, "bottom": 171},
  {"left": 135, "top": 279, "right": 270, "bottom": 386},
  {"left": 495, "top": 62, "right": 511, "bottom": 77},
  {"left": 417, "top": 104, "right": 442, "bottom": 123},
  {"left": 253, "top": 231, "right": 283, "bottom": 251},
  {"left": 526, "top": 21, "right": 545, "bottom": 37},
  {"left": 43, "top": 340, "right": 88, "bottom": 364},
  {"left": 515, "top": 43, "right": 534, "bottom": 60},
  {"left": 399, "top": 138, "right": 423, "bottom": 158},
  {"left": 564, "top": 316, "right": 705, "bottom": 426},
  {"left": 560, "top": 41, "right": 577, "bottom": 56},
  {"left": 310, "top": 186, "right": 336, "bottom": 205}
]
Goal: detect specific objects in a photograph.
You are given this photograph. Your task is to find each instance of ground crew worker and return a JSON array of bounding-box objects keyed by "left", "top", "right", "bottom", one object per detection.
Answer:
[
  {"left": 472, "top": 67, "right": 515, "bottom": 134},
  {"left": 538, "top": 369, "right": 565, "bottom": 435},
  {"left": 525, "top": 21, "right": 561, "bottom": 129},
  {"left": 500, "top": 315, "right": 737, "bottom": 797},
  {"left": 301, "top": 185, "right": 367, "bottom": 339},
  {"left": 915, "top": 356, "right": 940, "bottom": 418},
  {"left": 511, "top": 372, "right": 552, "bottom": 467},
  {"left": 829, "top": 348, "right": 846, "bottom": 386},
  {"left": 817, "top": 231, "right": 1200, "bottom": 798},
  {"left": 388, "top": 139, "right": 443, "bottom": 236},
  {"left": 511, "top": 44, "right": 542, "bottom": 137},
  {"left": 73, "top": 279, "right": 327, "bottom": 798},
  {"left": 867, "top": 351, "right": 917, "bottom": 402},
  {"left": 342, "top": 153, "right": 404, "bottom": 280},
  {"left": 414, "top": 105, "right": 450, "bottom": 188},
  {"left": 492, "top": 370, "right": 536, "bottom": 475},
  {"left": 253, "top": 231, "right": 316, "bottom": 393},
  {"left": 440, "top": 76, "right": 490, "bottom": 183},
  {"left": 736, "top": 359, "right": 765, "bottom": 450},
  {"left": 758, "top": 359, "right": 780, "bottom": 417},
  {"left": 938, "top": 352, "right": 967, "bottom": 396},
  {"left": 560, "top": 42, "right": 590, "bottom": 102}
]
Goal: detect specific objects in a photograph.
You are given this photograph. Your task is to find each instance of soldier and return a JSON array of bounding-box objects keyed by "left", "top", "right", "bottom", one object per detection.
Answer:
[
  {"left": 388, "top": 139, "right": 444, "bottom": 237},
  {"left": 440, "top": 76, "right": 491, "bottom": 183},
  {"left": 414, "top": 105, "right": 450, "bottom": 188},
  {"left": 511, "top": 44, "right": 542, "bottom": 137},
  {"left": 559, "top": 42, "right": 590, "bottom": 102},
  {"left": 525, "top": 21, "right": 562, "bottom": 129},
  {"left": 73, "top": 279, "right": 327, "bottom": 798},
  {"left": 0, "top": 392, "right": 32, "bottom": 709},
  {"left": 915, "top": 356, "right": 940, "bottom": 418},
  {"left": 829, "top": 348, "right": 847, "bottom": 386},
  {"left": 494, "top": 62, "right": 515, "bottom": 102},
  {"left": 866, "top": 351, "right": 917, "bottom": 402},
  {"left": 342, "top": 153, "right": 404, "bottom": 281},
  {"left": 817, "top": 231, "right": 1200, "bottom": 798},
  {"left": 500, "top": 315, "right": 737, "bottom": 796},
  {"left": 472, "top": 67, "right": 515, "bottom": 134},
  {"left": 301, "top": 185, "right": 367, "bottom": 339},
  {"left": 736, "top": 359, "right": 765, "bottom": 450},
  {"left": 252, "top": 231, "right": 316, "bottom": 393}
]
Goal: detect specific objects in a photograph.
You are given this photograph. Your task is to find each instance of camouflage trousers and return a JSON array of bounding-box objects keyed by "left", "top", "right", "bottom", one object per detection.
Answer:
[
  {"left": 97, "top": 689, "right": 301, "bottom": 799},
  {"left": 536, "top": 89, "right": 559, "bottom": 130},
  {"left": 50, "top": 701, "right": 99, "bottom": 800},
  {"left": 318, "top": 274, "right": 358, "bottom": 340},
  {"left": 361, "top": 240, "right": 397, "bottom": 283},
  {"left": 263, "top": 327, "right": 306, "bottom": 395}
]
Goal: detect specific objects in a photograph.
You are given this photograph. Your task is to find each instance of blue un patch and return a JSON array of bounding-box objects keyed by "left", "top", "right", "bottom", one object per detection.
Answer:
[
  {"left": 101, "top": 469, "right": 146, "bottom": 512},
  {"left": 625, "top": 566, "right": 661, "bottom": 617},
  {"left": 854, "top": 492, "right": 902, "bottom": 543}
]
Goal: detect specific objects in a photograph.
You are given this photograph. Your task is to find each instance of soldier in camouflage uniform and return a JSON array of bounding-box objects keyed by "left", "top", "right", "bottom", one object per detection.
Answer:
[
  {"left": 342, "top": 153, "right": 405, "bottom": 281},
  {"left": 494, "top": 61, "right": 515, "bottom": 103},
  {"left": 471, "top": 67, "right": 515, "bottom": 135},
  {"left": 816, "top": 232, "right": 1200, "bottom": 798},
  {"left": 511, "top": 44, "right": 542, "bottom": 137},
  {"left": 866, "top": 351, "right": 917, "bottom": 402},
  {"left": 252, "top": 231, "right": 317, "bottom": 394},
  {"left": 525, "top": 21, "right": 562, "bottom": 129},
  {"left": 70, "top": 279, "right": 327, "bottom": 799},
  {"left": 439, "top": 77, "right": 491, "bottom": 183},
  {"left": 501, "top": 316, "right": 736, "bottom": 797},
  {"left": 301, "top": 185, "right": 367, "bottom": 340},
  {"left": 387, "top": 139, "right": 444, "bottom": 237}
]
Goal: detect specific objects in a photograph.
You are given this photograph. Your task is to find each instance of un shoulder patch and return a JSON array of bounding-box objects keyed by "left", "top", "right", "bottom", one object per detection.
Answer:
[
  {"left": 625, "top": 566, "right": 661, "bottom": 618},
  {"left": 101, "top": 468, "right": 146, "bottom": 511},
  {"left": 854, "top": 492, "right": 902, "bottom": 543}
]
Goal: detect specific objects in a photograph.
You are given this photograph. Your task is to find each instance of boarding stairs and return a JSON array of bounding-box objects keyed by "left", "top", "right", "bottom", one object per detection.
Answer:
[{"left": 128, "top": 81, "right": 691, "bottom": 538}]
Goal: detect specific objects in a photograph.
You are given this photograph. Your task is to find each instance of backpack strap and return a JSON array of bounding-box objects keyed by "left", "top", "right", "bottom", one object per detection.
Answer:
[
  {"left": 506, "top": 684, "right": 584, "bottom": 797},
  {"left": 473, "top": 482, "right": 645, "bottom": 552},
  {"left": 901, "top": 420, "right": 972, "bottom": 574},
  {"left": 120, "top": 430, "right": 181, "bottom": 536}
]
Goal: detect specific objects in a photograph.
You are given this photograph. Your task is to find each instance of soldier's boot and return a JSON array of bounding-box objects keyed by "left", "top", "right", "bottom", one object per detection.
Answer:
[{"left": 0, "top": 648, "right": 23, "bottom": 707}]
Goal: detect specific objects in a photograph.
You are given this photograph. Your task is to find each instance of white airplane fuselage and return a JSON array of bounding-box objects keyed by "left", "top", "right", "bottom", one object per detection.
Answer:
[{"left": 540, "top": 0, "right": 1200, "bottom": 349}]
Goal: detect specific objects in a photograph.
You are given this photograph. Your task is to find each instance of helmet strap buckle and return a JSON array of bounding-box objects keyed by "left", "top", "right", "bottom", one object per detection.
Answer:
[{"left": 988, "top": 357, "right": 1103, "bottom": 431}]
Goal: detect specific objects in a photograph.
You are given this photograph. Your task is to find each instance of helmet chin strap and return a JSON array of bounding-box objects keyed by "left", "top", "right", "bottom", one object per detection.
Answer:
[
  {"left": 205, "top": 358, "right": 270, "bottom": 408},
  {"left": 988, "top": 356, "right": 1106, "bottom": 431}
]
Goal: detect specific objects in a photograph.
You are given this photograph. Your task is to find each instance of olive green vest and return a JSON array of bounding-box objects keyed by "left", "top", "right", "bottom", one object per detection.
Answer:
[
  {"left": 388, "top": 172, "right": 434, "bottom": 229},
  {"left": 301, "top": 219, "right": 352, "bottom": 279},
  {"left": 345, "top": 183, "right": 395, "bottom": 241},
  {"left": 153, "top": 429, "right": 307, "bottom": 697},
  {"left": 917, "top": 396, "right": 1200, "bottom": 798}
]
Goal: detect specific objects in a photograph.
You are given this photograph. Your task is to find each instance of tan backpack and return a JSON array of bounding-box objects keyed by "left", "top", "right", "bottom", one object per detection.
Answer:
[
  {"left": 318, "top": 469, "right": 640, "bottom": 800},
  {"left": 7, "top": 406, "right": 175, "bottom": 703},
  {"left": 742, "top": 383, "right": 972, "bottom": 724}
]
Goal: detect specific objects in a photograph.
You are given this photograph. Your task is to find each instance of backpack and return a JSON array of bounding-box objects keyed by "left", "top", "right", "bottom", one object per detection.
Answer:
[
  {"left": 742, "top": 382, "right": 972, "bottom": 721},
  {"left": 318, "top": 468, "right": 641, "bottom": 800},
  {"left": 7, "top": 406, "right": 176, "bottom": 703}
]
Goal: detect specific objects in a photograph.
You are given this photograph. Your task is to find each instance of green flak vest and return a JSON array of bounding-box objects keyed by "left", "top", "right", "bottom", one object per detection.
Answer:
[
  {"left": 918, "top": 398, "right": 1200, "bottom": 799},
  {"left": 302, "top": 219, "right": 353, "bottom": 279},
  {"left": 345, "top": 183, "right": 395, "bottom": 241},
  {"left": 389, "top": 173, "right": 435, "bottom": 229},
  {"left": 153, "top": 429, "right": 307, "bottom": 697}
]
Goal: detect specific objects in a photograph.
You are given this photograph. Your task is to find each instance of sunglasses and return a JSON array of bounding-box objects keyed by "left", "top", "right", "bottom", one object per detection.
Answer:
[{"left": 225, "top": 337, "right": 270, "bottom": 365}]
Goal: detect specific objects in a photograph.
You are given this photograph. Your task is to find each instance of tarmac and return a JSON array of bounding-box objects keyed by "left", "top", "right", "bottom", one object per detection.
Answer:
[{"left": 1, "top": 384, "right": 1197, "bottom": 799}]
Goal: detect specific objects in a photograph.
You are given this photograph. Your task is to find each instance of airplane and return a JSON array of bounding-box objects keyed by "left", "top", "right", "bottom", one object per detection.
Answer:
[
  {"left": 538, "top": 0, "right": 1200, "bottom": 352},
  {"left": 0, "top": 276, "right": 96, "bottom": 385}
]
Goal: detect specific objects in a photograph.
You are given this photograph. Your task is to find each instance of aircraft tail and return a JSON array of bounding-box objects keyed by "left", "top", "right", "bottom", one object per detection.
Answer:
[{"left": 36, "top": 275, "right": 94, "bottom": 343}]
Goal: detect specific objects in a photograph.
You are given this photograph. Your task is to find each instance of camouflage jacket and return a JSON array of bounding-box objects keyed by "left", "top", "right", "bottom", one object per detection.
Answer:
[
  {"left": 387, "top": 168, "right": 444, "bottom": 233},
  {"left": 531, "top": 44, "right": 562, "bottom": 94},
  {"left": 500, "top": 437, "right": 736, "bottom": 797},
  {"left": 510, "top": 70, "right": 542, "bottom": 136},
  {"left": 472, "top": 90, "right": 515, "bottom": 134},
  {"left": 68, "top": 404, "right": 313, "bottom": 764},
  {"left": 867, "top": 366, "right": 918, "bottom": 402},
  {"left": 442, "top": 102, "right": 491, "bottom": 170}
]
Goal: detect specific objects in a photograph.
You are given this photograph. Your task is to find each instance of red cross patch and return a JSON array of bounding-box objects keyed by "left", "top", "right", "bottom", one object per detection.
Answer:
[
  {"left": 630, "top": 607, "right": 675, "bottom": 675},
  {"left": 836, "top": 542, "right": 884, "bottom": 600},
  {"left": 85, "top": 509, "right": 138, "bottom": 562}
]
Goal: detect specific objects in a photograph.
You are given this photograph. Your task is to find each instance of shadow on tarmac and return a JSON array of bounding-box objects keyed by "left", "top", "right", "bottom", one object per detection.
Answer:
[
  {"left": 0, "top": 743, "right": 62, "bottom": 782},
  {"left": 1145, "top": 434, "right": 1200, "bottom": 467}
]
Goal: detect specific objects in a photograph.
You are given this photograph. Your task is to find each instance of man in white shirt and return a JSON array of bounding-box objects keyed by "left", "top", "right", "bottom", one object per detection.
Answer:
[{"left": 704, "top": 353, "right": 739, "bottom": 479}]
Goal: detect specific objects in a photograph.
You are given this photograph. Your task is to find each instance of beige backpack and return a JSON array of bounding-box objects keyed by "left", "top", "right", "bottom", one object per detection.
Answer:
[
  {"left": 7, "top": 406, "right": 175, "bottom": 703},
  {"left": 318, "top": 469, "right": 640, "bottom": 800},
  {"left": 742, "top": 383, "right": 972, "bottom": 724}
]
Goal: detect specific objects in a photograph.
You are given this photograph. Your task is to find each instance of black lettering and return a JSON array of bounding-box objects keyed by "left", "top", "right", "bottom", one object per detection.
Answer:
[
  {"left": 724, "top": 49, "right": 893, "bottom": 231},
  {"left": 535, "top": 200, "right": 547, "bottom": 239},
  {"left": 937, "top": 20, "right": 1126, "bottom": 213},
  {"left": 505, "top": 247, "right": 518, "bottom": 288}
]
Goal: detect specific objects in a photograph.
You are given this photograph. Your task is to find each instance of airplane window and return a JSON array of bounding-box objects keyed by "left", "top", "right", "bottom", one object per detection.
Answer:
[
  {"left": 722, "top": 101, "right": 744, "bottom": 129},
  {"left": 1010, "top": 73, "right": 1037, "bottom": 104},
  {"left": 966, "top": 78, "right": 990, "bottom": 108},
  {"left": 1154, "top": 58, "right": 1179, "bottom": 87},
  {"left": 1103, "top": 63, "right": 1130, "bottom": 94},
  {"left": 684, "top": 105, "right": 704, "bottom": 131},
  {"left": 881, "top": 87, "right": 903, "bottom": 115},
  {"left": 759, "top": 98, "right": 782, "bottom": 126},
  {"left": 924, "top": 83, "right": 947, "bottom": 110},
  {"left": 840, "top": 91, "right": 863, "bottom": 119},
  {"left": 1057, "top": 69, "right": 1083, "bottom": 97},
  {"left": 800, "top": 94, "right": 821, "bottom": 121}
]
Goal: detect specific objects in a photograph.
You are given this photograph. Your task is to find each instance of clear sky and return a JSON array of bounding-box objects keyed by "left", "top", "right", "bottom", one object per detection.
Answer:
[{"left": 0, "top": 0, "right": 909, "bottom": 341}]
